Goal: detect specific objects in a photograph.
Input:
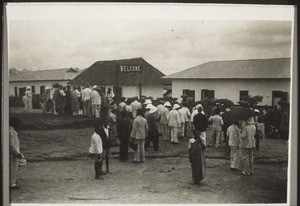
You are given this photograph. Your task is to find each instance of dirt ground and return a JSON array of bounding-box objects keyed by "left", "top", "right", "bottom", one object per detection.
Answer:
[{"left": 9, "top": 108, "right": 289, "bottom": 204}]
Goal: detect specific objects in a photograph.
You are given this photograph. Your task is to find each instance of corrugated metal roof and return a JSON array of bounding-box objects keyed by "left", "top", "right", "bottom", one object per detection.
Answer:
[
  {"left": 70, "top": 57, "right": 171, "bottom": 86},
  {"left": 163, "top": 58, "right": 291, "bottom": 79},
  {"left": 9, "top": 68, "right": 80, "bottom": 81}
]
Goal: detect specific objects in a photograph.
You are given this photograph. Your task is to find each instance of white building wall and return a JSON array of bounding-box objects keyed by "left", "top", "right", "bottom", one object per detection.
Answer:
[
  {"left": 9, "top": 80, "right": 70, "bottom": 96},
  {"left": 172, "top": 79, "right": 290, "bottom": 106}
]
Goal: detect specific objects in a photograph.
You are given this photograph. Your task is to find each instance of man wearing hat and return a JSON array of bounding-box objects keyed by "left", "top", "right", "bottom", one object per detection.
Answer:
[
  {"left": 145, "top": 106, "right": 160, "bottom": 151},
  {"left": 178, "top": 102, "right": 191, "bottom": 138},
  {"left": 144, "top": 103, "right": 153, "bottom": 119},
  {"left": 91, "top": 85, "right": 101, "bottom": 118},
  {"left": 168, "top": 103, "right": 181, "bottom": 144},
  {"left": 23, "top": 86, "right": 32, "bottom": 113},
  {"left": 160, "top": 102, "right": 172, "bottom": 141}
]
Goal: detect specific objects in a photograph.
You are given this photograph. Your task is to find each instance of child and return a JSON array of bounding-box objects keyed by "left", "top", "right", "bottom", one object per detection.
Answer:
[{"left": 89, "top": 125, "right": 103, "bottom": 180}]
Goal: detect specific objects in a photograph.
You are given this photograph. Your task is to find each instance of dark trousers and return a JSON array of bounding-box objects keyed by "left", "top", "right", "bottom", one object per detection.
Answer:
[
  {"left": 255, "top": 135, "right": 260, "bottom": 151},
  {"left": 145, "top": 131, "right": 159, "bottom": 151},
  {"left": 119, "top": 137, "right": 129, "bottom": 160}
]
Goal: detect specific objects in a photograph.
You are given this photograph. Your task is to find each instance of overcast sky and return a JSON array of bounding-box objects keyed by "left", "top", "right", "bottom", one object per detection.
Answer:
[{"left": 6, "top": 3, "right": 294, "bottom": 75}]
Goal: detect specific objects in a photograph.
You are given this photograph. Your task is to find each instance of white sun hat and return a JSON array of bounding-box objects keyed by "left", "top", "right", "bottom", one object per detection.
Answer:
[
  {"left": 144, "top": 99, "right": 152, "bottom": 105},
  {"left": 149, "top": 106, "right": 158, "bottom": 114},
  {"left": 26, "top": 86, "right": 31, "bottom": 90},
  {"left": 93, "top": 85, "right": 98, "bottom": 89},
  {"left": 163, "top": 101, "right": 172, "bottom": 107},
  {"left": 195, "top": 104, "right": 203, "bottom": 109},
  {"left": 145, "top": 103, "right": 153, "bottom": 109},
  {"left": 172, "top": 103, "right": 181, "bottom": 110}
]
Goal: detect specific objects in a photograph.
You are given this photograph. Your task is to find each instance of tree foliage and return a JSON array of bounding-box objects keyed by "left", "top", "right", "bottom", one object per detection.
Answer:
[{"left": 238, "top": 95, "right": 263, "bottom": 108}]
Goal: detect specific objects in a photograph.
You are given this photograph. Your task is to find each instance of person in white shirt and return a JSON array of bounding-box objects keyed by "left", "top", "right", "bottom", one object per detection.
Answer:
[
  {"left": 81, "top": 85, "right": 93, "bottom": 117},
  {"left": 178, "top": 102, "right": 191, "bottom": 138},
  {"left": 89, "top": 125, "right": 104, "bottom": 180},
  {"left": 168, "top": 104, "right": 181, "bottom": 144},
  {"left": 208, "top": 108, "right": 224, "bottom": 148},
  {"left": 130, "top": 97, "right": 142, "bottom": 119},
  {"left": 91, "top": 85, "right": 101, "bottom": 118}
]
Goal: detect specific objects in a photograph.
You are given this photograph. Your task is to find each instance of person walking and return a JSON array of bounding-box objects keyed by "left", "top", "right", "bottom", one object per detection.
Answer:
[
  {"left": 178, "top": 102, "right": 191, "bottom": 138},
  {"left": 9, "top": 118, "right": 24, "bottom": 189},
  {"left": 117, "top": 111, "right": 132, "bottom": 162},
  {"left": 208, "top": 108, "right": 224, "bottom": 148},
  {"left": 239, "top": 118, "right": 256, "bottom": 176},
  {"left": 89, "top": 125, "right": 104, "bottom": 180},
  {"left": 82, "top": 85, "right": 92, "bottom": 117},
  {"left": 71, "top": 85, "right": 80, "bottom": 116},
  {"left": 145, "top": 106, "right": 160, "bottom": 151},
  {"left": 91, "top": 86, "right": 101, "bottom": 118},
  {"left": 227, "top": 122, "right": 241, "bottom": 171},
  {"left": 160, "top": 102, "right": 171, "bottom": 142},
  {"left": 168, "top": 103, "right": 181, "bottom": 144},
  {"left": 131, "top": 109, "right": 148, "bottom": 163}
]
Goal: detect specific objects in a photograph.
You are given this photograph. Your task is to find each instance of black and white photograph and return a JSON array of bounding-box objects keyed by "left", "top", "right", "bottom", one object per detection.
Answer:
[{"left": 2, "top": 2, "right": 297, "bottom": 205}]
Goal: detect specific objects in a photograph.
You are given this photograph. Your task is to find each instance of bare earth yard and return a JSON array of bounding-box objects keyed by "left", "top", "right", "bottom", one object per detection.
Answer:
[{"left": 9, "top": 108, "right": 289, "bottom": 204}]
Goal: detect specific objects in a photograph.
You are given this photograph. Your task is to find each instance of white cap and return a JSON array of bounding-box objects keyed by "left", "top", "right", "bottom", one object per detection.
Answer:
[
  {"left": 26, "top": 86, "right": 31, "bottom": 90},
  {"left": 93, "top": 85, "right": 97, "bottom": 89},
  {"left": 149, "top": 106, "right": 158, "bottom": 113},
  {"left": 145, "top": 103, "right": 153, "bottom": 109},
  {"left": 173, "top": 103, "right": 181, "bottom": 110},
  {"left": 254, "top": 109, "right": 260, "bottom": 114},
  {"left": 163, "top": 101, "right": 172, "bottom": 107},
  {"left": 144, "top": 99, "right": 152, "bottom": 105},
  {"left": 45, "top": 86, "right": 50, "bottom": 90}
]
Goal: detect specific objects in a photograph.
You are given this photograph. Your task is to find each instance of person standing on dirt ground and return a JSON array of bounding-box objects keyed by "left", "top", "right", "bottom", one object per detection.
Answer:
[
  {"left": 188, "top": 129, "right": 206, "bottom": 186},
  {"left": 208, "top": 108, "right": 224, "bottom": 148},
  {"left": 192, "top": 106, "right": 209, "bottom": 147},
  {"left": 9, "top": 118, "right": 24, "bottom": 189},
  {"left": 160, "top": 101, "right": 171, "bottom": 142},
  {"left": 178, "top": 102, "right": 191, "bottom": 138},
  {"left": 168, "top": 103, "right": 181, "bottom": 144},
  {"left": 89, "top": 125, "right": 104, "bottom": 180},
  {"left": 117, "top": 111, "right": 132, "bottom": 162},
  {"left": 145, "top": 106, "right": 160, "bottom": 151},
  {"left": 227, "top": 121, "right": 241, "bottom": 171},
  {"left": 82, "top": 85, "right": 92, "bottom": 117},
  {"left": 222, "top": 107, "right": 231, "bottom": 158},
  {"left": 131, "top": 109, "right": 148, "bottom": 163},
  {"left": 23, "top": 86, "right": 33, "bottom": 113},
  {"left": 97, "top": 118, "right": 112, "bottom": 174},
  {"left": 239, "top": 117, "right": 256, "bottom": 176}
]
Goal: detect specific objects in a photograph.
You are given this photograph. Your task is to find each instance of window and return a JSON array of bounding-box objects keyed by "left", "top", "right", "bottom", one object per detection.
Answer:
[
  {"left": 239, "top": 90, "right": 249, "bottom": 101},
  {"left": 183, "top": 89, "right": 195, "bottom": 99},
  {"left": 201, "top": 89, "right": 214, "bottom": 100},
  {"left": 31, "top": 86, "right": 35, "bottom": 94},
  {"left": 14, "top": 87, "right": 18, "bottom": 97},
  {"left": 40, "top": 86, "right": 45, "bottom": 94},
  {"left": 19, "top": 87, "right": 26, "bottom": 97}
]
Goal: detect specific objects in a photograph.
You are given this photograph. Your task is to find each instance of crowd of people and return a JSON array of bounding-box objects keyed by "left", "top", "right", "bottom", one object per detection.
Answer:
[{"left": 14, "top": 84, "right": 289, "bottom": 188}]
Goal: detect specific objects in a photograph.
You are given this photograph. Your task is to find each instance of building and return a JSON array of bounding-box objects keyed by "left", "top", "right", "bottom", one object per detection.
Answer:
[
  {"left": 163, "top": 58, "right": 291, "bottom": 108},
  {"left": 9, "top": 68, "right": 80, "bottom": 97},
  {"left": 70, "top": 57, "right": 171, "bottom": 99}
]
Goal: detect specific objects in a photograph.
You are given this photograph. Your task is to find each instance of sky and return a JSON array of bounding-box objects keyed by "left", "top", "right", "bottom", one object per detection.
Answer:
[{"left": 6, "top": 3, "right": 294, "bottom": 75}]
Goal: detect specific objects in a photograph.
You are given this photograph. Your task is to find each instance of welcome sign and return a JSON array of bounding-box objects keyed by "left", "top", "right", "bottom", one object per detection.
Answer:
[{"left": 119, "top": 65, "right": 141, "bottom": 73}]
